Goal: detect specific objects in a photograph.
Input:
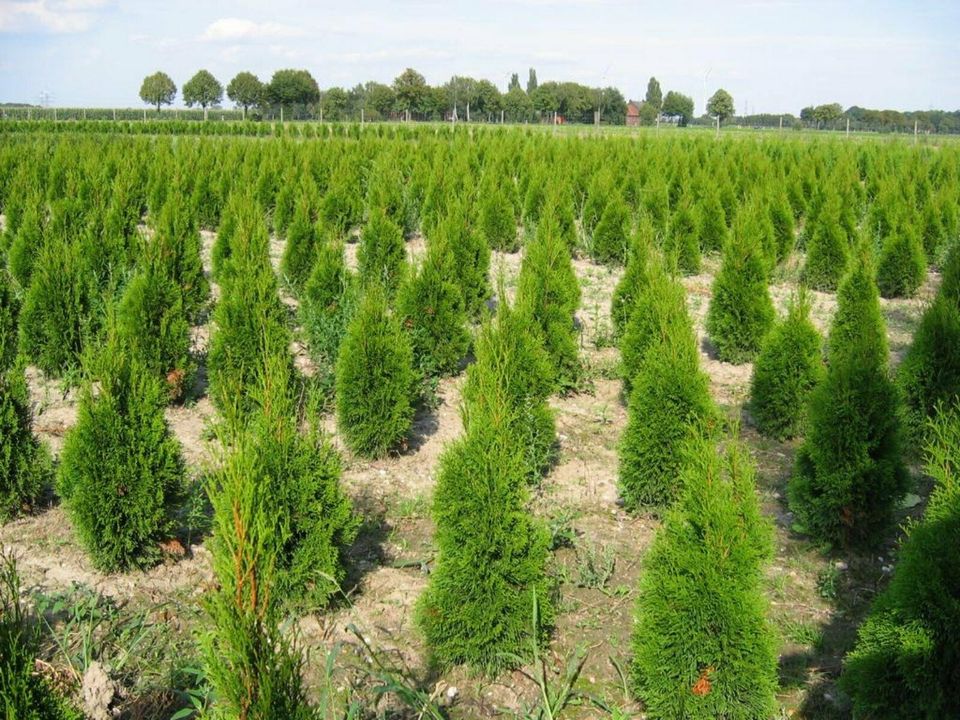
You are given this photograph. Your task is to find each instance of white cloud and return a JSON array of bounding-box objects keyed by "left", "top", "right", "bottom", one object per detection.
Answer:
[
  {"left": 0, "top": 0, "right": 109, "bottom": 33},
  {"left": 201, "top": 17, "right": 305, "bottom": 42}
]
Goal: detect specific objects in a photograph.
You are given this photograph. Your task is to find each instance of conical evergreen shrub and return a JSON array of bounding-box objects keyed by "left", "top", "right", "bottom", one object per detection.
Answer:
[
  {"left": 462, "top": 292, "right": 556, "bottom": 483},
  {"left": 115, "top": 253, "right": 191, "bottom": 399},
  {"left": 151, "top": 195, "right": 209, "bottom": 322},
  {"left": 300, "top": 238, "right": 356, "bottom": 369},
  {"left": 941, "top": 240, "right": 960, "bottom": 305},
  {"left": 698, "top": 189, "right": 728, "bottom": 254},
  {"left": 18, "top": 230, "right": 93, "bottom": 377},
  {"left": 335, "top": 286, "right": 415, "bottom": 458},
  {"left": 788, "top": 263, "right": 908, "bottom": 548},
  {"left": 631, "top": 438, "right": 777, "bottom": 720},
  {"left": 517, "top": 212, "right": 581, "bottom": 391},
  {"left": 201, "top": 433, "right": 317, "bottom": 720},
  {"left": 619, "top": 271, "right": 691, "bottom": 395},
  {"left": 876, "top": 225, "right": 927, "bottom": 299},
  {"left": 478, "top": 184, "right": 518, "bottom": 252},
  {"left": 7, "top": 200, "right": 42, "bottom": 290},
  {"left": 749, "top": 292, "right": 824, "bottom": 440},
  {"left": 839, "top": 405, "right": 960, "bottom": 719},
  {"left": 358, "top": 206, "right": 406, "bottom": 296},
  {"left": 228, "top": 355, "right": 358, "bottom": 610},
  {"left": 828, "top": 253, "right": 887, "bottom": 367},
  {"left": 768, "top": 191, "right": 795, "bottom": 262},
  {"left": 803, "top": 198, "right": 850, "bottom": 292},
  {"left": 57, "top": 338, "right": 185, "bottom": 571},
  {"left": 208, "top": 208, "right": 292, "bottom": 419},
  {"left": 396, "top": 235, "right": 469, "bottom": 378},
  {"left": 0, "top": 270, "right": 17, "bottom": 372},
  {"left": 706, "top": 230, "right": 775, "bottom": 364},
  {"left": 610, "top": 222, "right": 656, "bottom": 338},
  {"left": 417, "top": 361, "right": 554, "bottom": 672},
  {"left": 440, "top": 204, "right": 491, "bottom": 319},
  {"left": 0, "top": 361, "right": 52, "bottom": 522},
  {"left": 280, "top": 197, "right": 319, "bottom": 293},
  {"left": 919, "top": 199, "right": 945, "bottom": 260},
  {"left": 897, "top": 297, "right": 960, "bottom": 443},
  {"left": 663, "top": 199, "right": 701, "bottom": 276},
  {"left": 618, "top": 323, "right": 716, "bottom": 511},
  {"left": 591, "top": 195, "right": 630, "bottom": 265}
]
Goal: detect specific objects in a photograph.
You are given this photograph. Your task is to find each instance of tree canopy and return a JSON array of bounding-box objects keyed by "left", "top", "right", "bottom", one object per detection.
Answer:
[
  {"left": 708, "top": 88, "right": 735, "bottom": 123},
  {"left": 267, "top": 69, "right": 320, "bottom": 111},
  {"left": 662, "top": 91, "right": 694, "bottom": 126},
  {"left": 139, "top": 71, "right": 176, "bottom": 112},
  {"left": 226, "top": 72, "right": 264, "bottom": 115},
  {"left": 183, "top": 70, "right": 223, "bottom": 112}
]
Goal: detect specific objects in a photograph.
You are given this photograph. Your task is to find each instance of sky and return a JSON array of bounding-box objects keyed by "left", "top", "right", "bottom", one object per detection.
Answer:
[{"left": 1, "top": 0, "right": 958, "bottom": 114}]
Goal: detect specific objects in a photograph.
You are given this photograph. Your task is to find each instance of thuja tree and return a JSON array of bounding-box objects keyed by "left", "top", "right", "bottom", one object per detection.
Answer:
[
  {"left": 281, "top": 196, "right": 320, "bottom": 294},
  {"left": 802, "top": 199, "right": 850, "bottom": 292},
  {"left": 439, "top": 203, "right": 492, "bottom": 319},
  {"left": 632, "top": 438, "right": 778, "bottom": 720},
  {"left": 898, "top": 245, "right": 960, "bottom": 442},
  {"left": 201, "top": 433, "right": 316, "bottom": 720},
  {"left": 478, "top": 181, "right": 518, "bottom": 252},
  {"left": 840, "top": 406, "right": 960, "bottom": 719},
  {"left": 396, "top": 234, "right": 470, "bottom": 378},
  {"left": 0, "top": 361, "right": 53, "bottom": 522},
  {"left": 115, "top": 251, "right": 191, "bottom": 399},
  {"left": 788, "top": 261, "right": 908, "bottom": 548},
  {"left": 0, "top": 269, "right": 16, "bottom": 371},
  {"left": 663, "top": 198, "right": 701, "bottom": 276},
  {"left": 57, "top": 338, "right": 185, "bottom": 571},
  {"left": 335, "top": 286, "right": 415, "bottom": 458},
  {"left": 18, "top": 210, "right": 95, "bottom": 377},
  {"left": 299, "top": 238, "right": 356, "bottom": 370},
  {"left": 151, "top": 194, "right": 209, "bottom": 322},
  {"left": 517, "top": 211, "right": 581, "bottom": 391},
  {"left": 7, "top": 199, "right": 43, "bottom": 290},
  {"left": 610, "top": 221, "right": 657, "bottom": 339},
  {"left": 590, "top": 194, "right": 630, "bottom": 265},
  {"left": 227, "top": 355, "right": 358, "bottom": 611},
  {"left": 698, "top": 187, "right": 728, "bottom": 254},
  {"left": 208, "top": 208, "right": 292, "bottom": 419},
  {"left": 462, "top": 291, "right": 556, "bottom": 483},
  {"left": 749, "top": 291, "right": 824, "bottom": 440},
  {"left": 876, "top": 225, "right": 927, "bottom": 299},
  {"left": 358, "top": 206, "right": 406, "bottom": 296},
  {"left": 619, "top": 319, "right": 716, "bottom": 511},
  {"left": 706, "top": 228, "right": 775, "bottom": 364},
  {"left": 619, "top": 271, "right": 691, "bottom": 395},
  {"left": 417, "top": 361, "right": 554, "bottom": 672}
]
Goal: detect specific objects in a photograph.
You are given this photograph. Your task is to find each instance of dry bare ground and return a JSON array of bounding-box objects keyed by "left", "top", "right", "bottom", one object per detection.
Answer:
[{"left": 0, "top": 222, "right": 937, "bottom": 718}]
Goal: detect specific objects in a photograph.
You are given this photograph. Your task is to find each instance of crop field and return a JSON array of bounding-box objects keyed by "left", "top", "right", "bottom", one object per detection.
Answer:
[{"left": 0, "top": 122, "right": 958, "bottom": 720}]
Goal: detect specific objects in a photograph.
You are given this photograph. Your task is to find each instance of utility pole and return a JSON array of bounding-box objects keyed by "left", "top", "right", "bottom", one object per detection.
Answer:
[
  {"left": 779, "top": 115, "right": 783, "bottom": 133},
  {"left": 846, "top": 117, "right": 850, "bottom": 138},
  {"left": 914, "top": 119, "right": 918, "bottom": 144}
]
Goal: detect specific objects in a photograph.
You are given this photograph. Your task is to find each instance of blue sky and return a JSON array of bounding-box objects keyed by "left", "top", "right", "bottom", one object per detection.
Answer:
[{"left": 1, "top": 0, "right": 958, "bottom": 113}]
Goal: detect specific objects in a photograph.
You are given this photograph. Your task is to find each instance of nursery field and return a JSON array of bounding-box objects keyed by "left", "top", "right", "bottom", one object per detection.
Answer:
[{"left": 0, "top": 123, "right": 958, "bottom": 720}]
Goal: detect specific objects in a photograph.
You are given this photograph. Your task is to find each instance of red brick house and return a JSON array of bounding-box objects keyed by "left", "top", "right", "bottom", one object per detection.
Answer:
[{"left": 626, "top": 101, "right": 641, "bottom": 127}]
